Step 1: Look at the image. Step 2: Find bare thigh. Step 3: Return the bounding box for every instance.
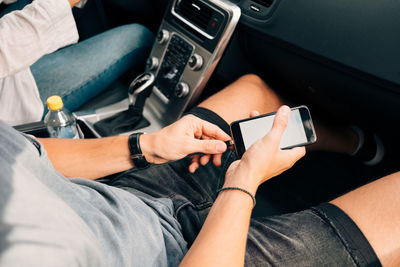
[331,171,400,266]
[198,74,284,124]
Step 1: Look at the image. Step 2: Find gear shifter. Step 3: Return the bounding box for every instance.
[128,72,155,111]
[93,73,155,136]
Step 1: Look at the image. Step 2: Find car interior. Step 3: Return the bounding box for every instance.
[13,0,400,217]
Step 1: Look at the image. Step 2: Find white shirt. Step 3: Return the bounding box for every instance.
[0,0,79,126]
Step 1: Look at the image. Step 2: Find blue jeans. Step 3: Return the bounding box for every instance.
[1,0,154,114]
[31,24,154,113]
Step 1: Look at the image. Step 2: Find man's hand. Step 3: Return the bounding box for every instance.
[68,0,81,7]
[224,105,306,195]
[140,115,231,169]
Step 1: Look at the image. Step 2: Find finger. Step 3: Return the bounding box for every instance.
[191,154,201,165]
[189,161,200,173]
[291,146,306,159]
[198,135,212,165]
[249,110,260,118]
[266,105,291,142]
[185,139,227,155]
[200,154,211,165]
[212,153,223,166]
[282,146,306,164]
[200,119,231,141]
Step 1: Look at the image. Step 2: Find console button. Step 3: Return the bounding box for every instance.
[146,57,159,71]
[188,54,204,71]
[157,29,170,44]
[175,82,190,98]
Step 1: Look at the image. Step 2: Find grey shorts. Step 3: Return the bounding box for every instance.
[109,107,381,266]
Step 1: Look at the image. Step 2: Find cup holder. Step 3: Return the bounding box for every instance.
[14,119,98,139]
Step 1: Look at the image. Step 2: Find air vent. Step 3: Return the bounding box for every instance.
[252,0,274,8]
[175,0,213,30]
[173,0,225,38]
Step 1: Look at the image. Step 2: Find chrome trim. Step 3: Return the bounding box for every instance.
[171,0,225,40]
[153,86,170,104]
[192,3,200,10]
[77,118,102,138]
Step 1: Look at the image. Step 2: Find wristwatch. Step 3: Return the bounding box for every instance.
[128,132,150,169]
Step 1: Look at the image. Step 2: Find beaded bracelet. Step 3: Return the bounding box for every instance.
[217,187,256,208]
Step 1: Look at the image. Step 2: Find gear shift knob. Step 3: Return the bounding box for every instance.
[93,73,155,136]
[128,72,155,107]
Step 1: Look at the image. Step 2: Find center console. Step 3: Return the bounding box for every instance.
[75,0,240,137]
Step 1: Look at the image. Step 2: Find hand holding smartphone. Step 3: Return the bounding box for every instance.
[230,106,317,158]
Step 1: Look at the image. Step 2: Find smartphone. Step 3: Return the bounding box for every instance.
[230,105,317,158]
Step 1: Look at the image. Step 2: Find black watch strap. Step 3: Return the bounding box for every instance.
[128,132,150,169]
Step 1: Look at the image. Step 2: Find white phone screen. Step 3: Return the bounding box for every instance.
[239,109,307,150]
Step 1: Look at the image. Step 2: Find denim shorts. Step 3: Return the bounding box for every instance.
[109,107,381,266]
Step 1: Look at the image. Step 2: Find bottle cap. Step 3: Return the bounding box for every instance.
[46,96,63,111]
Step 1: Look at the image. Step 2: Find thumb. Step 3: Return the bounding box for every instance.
[186,139,227,155]
[268,105,291,141]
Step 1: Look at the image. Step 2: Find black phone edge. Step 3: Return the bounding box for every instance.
[298,105,317,145]
[229,121,246,158]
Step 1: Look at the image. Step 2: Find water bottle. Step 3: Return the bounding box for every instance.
[44,96,80,139]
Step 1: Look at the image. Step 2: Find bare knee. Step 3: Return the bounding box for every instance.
[236,74,266,89]
[198,73,283,124]
[234,74,282,106]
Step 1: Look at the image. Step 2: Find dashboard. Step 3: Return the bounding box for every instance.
[109,0,400,132]
[215,0,400,130]
[238,0,399,84]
